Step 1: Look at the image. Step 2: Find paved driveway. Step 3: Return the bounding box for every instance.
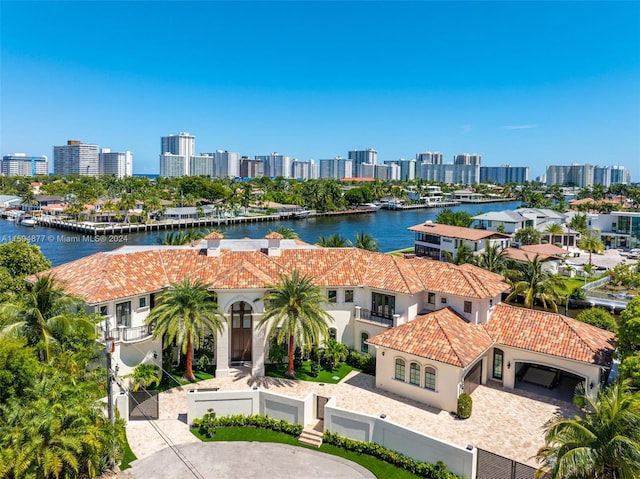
[125,370,577,471]
[121,442,375,479]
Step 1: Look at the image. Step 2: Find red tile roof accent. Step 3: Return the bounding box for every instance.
[367,308,493,367]
[503,248,556,262]
[264,232,284,239]
[408,222,512,241]
[204,232,224,240]
[484,303,615,366]
[520,244,568,256]
[34,243,509,304]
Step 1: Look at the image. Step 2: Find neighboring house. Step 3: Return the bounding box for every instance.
[33,233,615,412]
[159,205,218,220]
[583,211,640,250]
[503,243,570,274]
[473,208,578,248]
[368,303,615,412]
[0,195,22,209]
[409,221,512,260]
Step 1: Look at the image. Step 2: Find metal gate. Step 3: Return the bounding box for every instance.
[476,448,537,479]
[316,395,329,420]
[129,390,159,420]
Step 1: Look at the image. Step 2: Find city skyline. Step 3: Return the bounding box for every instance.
[1,1,639,180]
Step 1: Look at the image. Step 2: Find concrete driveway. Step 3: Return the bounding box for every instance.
[121,442,375,479]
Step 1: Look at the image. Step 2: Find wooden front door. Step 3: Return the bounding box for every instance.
[231,301,253,362]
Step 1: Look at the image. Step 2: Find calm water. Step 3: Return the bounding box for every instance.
[0,201,521,266]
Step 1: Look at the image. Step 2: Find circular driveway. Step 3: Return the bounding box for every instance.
[122,441,376,479]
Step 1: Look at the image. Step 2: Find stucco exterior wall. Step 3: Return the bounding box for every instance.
[373,348,462,413]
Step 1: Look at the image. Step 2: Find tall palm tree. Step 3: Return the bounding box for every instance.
[316,233,352,248]
[257,270,333,378]
[0,274,92,362]
[474,241,507,273]
[146,278,226,382]
[536,380,640,479]
[578,230,605,266]
[354,231,379,252]
[505,255,567,312]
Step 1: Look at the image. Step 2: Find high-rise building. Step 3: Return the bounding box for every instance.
[480,165,529,184]
[454,153,481,165]
[54,140,99,176]
[254,152,291,178]
[397,159,416,181]
[419,164,480,185]
[99,149,133,178]
[189,154,216,177]
[160,132,195,177]
[291,159,318,180]
[546,164,594,187]
[1,153,48,176]
[214,150,240,178]
[319,157,353,180]
[416,152,444,164]
[239,157,264,178]
[348,148,377,177]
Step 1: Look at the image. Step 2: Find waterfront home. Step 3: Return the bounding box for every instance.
[33,234,614,412]
[502,243,570,274]
[580,211,640,250]
[409,221,512,261]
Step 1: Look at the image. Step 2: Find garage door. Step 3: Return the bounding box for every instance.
[464,361,482,394]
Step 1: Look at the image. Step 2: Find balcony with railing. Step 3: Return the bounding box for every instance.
[355,306,395,327]
[116,324,154,342]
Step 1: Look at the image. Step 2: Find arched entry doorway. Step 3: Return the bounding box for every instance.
[231,301,253,362]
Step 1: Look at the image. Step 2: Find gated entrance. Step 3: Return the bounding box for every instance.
[476,448,537,479]
[129,390,159,420]
[464,361,482,394]
[316,395,329,420]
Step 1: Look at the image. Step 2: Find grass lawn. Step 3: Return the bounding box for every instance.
[265,361,357,383]
[192,427,422,479]
[157,368,215,392]
[119,434,137,470]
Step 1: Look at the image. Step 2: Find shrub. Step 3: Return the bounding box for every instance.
[346,350,376,375]
[456,393,472,419]
[323,431,460,479]
[268,339,286,365]
[192,412,303,438]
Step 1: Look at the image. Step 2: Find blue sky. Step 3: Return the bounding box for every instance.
[2,1,639,180]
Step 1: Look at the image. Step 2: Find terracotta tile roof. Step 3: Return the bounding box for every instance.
[503,248,556,262]
[264,232,283,239]
[520,244,568,256]
[367,308,493,367]
[34,242,509,304]
[204,231,224,240]
[408,222,511,241]
[484,303,615,366]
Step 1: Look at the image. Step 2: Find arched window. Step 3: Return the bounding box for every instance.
[360,332,369,354]
[395,358,405,381]
[409,362,420,386]
[329,328,337,340]
[424,366,436,391]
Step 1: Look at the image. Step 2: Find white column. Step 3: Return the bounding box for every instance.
[215,321,231,378]
[252,313,265,376]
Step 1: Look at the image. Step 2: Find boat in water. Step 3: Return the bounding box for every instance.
[358,203,382,211]
[20,216,37,227]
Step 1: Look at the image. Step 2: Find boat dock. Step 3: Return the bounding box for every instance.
[381,201,461,210]
[31,208,377,235]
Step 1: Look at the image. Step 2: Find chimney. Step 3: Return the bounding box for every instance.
[265,232,283,256]
[205,231,223,257]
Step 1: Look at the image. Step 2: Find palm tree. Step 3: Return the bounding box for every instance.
[322,337,348,371]
[146,278,226,382]
[354,231,379,252]
[0,274,92,362]
[505,255,568,312]
[545,223,565,247]
[257,270,333,378]
[474,241,507,273]
[268,226,298,239]
[578,230,605,266]
[443,243,474,265]
[316,233,352,248]
[126,363,162,391]
[536,380,640,479]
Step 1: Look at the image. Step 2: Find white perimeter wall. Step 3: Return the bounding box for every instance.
[324,397,476,479]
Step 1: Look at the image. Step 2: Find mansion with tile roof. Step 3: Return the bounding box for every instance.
[39,234,616,412]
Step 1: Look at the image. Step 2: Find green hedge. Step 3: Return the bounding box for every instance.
[346,349,376,375]
[192,412,303,438]
[456,393,472,419]
[323,431,461,479]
